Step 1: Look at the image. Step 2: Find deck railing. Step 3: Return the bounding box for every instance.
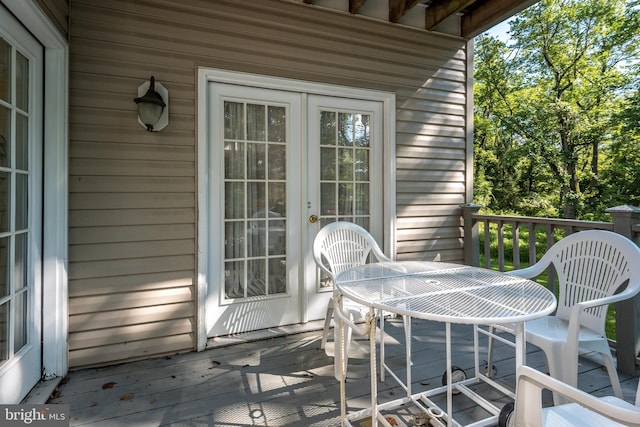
[460,204,640,377]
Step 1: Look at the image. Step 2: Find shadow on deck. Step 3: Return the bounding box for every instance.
[48,318,638,426]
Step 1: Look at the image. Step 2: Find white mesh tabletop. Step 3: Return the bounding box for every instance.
[336,261,557,324]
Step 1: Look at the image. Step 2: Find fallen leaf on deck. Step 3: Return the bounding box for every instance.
[49,388,62,399]
[101,382,116,390]
[386,416,399,426]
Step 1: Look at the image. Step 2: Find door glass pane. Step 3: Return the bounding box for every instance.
[247,259,266,297]
[0,237,7,298]
[224,260,244,298]
[320,183,335,216]
[355,114,370,147]
[248,182,265,217]
[268,144,285,180]
[268,106,285,142]
[0,172,8,232]
[248,219,265,257]
[320,111,336,145]
[224,102,244,139]
[269,259,286,293]
[338,148,353,181]
[225,182,244,219]
[16,113,28,170]
[16,173,27,230]
[0,105,10,167]
[224,100,287,300]
[14,291,26,352]
[15,233,27,291]
[0,40,9,103]
[355,183,370,216]
[268,182,286,217]
[268,220,286,256]
[0,302,7,362]
[15,52,28,112]
[247,104,265,141]
[321,148,335,181]
[225,222,244,259]
[355,149,369,181]
[338,183,353,215]
[338,113,353,146]
[247,143,265,180]
[268,182,286,256]
[224,142,244,180]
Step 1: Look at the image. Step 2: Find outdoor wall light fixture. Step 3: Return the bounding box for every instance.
[134,76,168,132]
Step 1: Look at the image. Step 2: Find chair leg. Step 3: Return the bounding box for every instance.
[334,310,354,381]
[321,299,334,351]
[379,310,386,381]
[543,343,574,405]
[404,314,412,367]
[602,351,623,398]
[486,325,496,378]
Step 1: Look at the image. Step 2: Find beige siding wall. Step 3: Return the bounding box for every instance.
[37,0,68,40]
[69,0,469,368]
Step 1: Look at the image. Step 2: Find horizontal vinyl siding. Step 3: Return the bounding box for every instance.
[69,0,469,367]
[395,84,468,262]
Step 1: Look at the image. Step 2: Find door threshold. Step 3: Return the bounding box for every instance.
[21,376,63,404]
[205,319,325,350]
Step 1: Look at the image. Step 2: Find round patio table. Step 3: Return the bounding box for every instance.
[334,261,557,427]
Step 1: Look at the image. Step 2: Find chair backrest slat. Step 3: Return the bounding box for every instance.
[313,221,390,283]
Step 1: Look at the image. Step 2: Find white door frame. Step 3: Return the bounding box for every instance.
[2,0,69,380]
[196,68,395,350]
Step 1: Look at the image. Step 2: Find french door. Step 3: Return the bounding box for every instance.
[205,84,302,337]
[305,95,384,321]
[204,79,385,337]
[0,6,44,403]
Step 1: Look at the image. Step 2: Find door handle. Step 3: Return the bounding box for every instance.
[309,215,318,223]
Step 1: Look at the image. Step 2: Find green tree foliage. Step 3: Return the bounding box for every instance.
[474,0,640,219]
[602,86,640,209]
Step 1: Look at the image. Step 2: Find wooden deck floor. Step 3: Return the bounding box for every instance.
[48,318,638,426]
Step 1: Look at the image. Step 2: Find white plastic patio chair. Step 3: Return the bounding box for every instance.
[486,230,640,401]
[498,365,640,426]
[312,221,393,380]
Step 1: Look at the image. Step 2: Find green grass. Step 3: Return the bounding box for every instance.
[478,223,617,340]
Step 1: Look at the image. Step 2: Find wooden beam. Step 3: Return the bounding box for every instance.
[424,0,476,30]
[461,0,538,39]
[389,0,421,23]
[350,0,368,14]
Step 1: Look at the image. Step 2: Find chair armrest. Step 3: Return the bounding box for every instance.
[514,366,640,427]
[566,288,640,343]
[333,297,373,337]
[506,261,550,280]
[312,253,335,280]
[576,282,640,311]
